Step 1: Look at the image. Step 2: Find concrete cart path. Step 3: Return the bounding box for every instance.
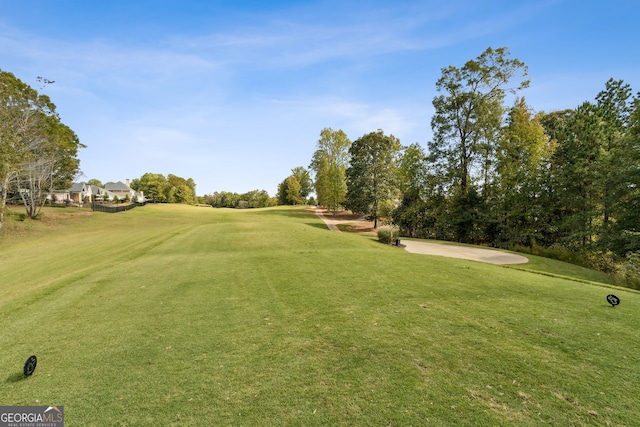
[401,240,529,265]
[314,208,528,265]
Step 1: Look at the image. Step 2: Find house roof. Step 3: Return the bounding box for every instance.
[104,181,131,191]
[68,182,87,192]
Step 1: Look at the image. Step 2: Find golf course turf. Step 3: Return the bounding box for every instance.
[1,204,638,425]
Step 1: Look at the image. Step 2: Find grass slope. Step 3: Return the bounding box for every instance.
[1,205,639,426]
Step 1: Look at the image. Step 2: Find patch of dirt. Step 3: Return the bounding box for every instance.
[43,211,94,219]
[315,208,362,221]
[311,207,376,234]
[337,222,377,234]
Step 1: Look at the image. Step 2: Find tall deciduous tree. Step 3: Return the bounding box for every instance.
[16,116,83,218]
[130,173,168,203]
[493,97,551,246]
[290,166,312,201]
[166,174,197,205]
[310,128,351,215]
[1,71,49,227]
[277,175,302,205]
[1,71,82,224]
[345,129,401,228]
[428,46,529,242]
[429,47,529,195]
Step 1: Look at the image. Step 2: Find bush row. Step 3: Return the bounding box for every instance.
[510,242,640,290]
[377,225,399,245]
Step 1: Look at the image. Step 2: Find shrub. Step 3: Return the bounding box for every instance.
[378,200,396,226]
[378,225,399,245]
[582,250,619,274]
[511,242,592,268]
[616,251,640,290]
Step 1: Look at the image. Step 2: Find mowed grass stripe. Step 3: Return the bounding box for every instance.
[1,205,639,425]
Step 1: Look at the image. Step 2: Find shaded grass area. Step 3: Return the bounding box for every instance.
[1,205,639,425]
[506,253,623,289]
[401,237,619,288]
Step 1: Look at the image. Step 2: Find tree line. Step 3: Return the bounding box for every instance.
[304,47,640,285]
[202,189,275,208]
[129,173,197,205]
[204,167,314,209]
[0,70,83,228]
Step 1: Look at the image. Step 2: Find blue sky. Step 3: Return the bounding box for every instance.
[1,0,638,196]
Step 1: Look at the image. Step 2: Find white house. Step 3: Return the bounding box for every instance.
[104,180,144,202]
[52,180,144,205]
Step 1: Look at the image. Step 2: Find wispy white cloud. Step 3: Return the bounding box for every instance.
[162,0,545,74]
[2,0,638,195]
[0,24,219,87]
[166,3,460,69]
[261,95,431,147]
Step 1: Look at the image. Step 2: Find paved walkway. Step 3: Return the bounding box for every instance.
[313,208,528,265]
[313,210,341,232]
[401,239,528,265]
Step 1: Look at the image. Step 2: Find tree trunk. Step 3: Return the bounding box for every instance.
[0,173,11,231]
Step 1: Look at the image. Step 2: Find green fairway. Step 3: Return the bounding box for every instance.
[1,205,639,426]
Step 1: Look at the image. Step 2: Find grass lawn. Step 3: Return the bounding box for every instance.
[1,204,639,426]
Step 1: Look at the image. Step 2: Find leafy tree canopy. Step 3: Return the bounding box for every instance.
[345,129,401,228]
[130,173,197,205]
[0,70,83,222]
[309,128,351,215]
